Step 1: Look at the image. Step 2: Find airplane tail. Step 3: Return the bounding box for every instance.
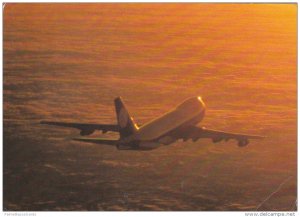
[114,97,138,138]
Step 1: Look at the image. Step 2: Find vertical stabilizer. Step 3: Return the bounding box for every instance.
[114,97,138,138]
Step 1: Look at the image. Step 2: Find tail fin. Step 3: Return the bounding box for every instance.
[114,97,138,138]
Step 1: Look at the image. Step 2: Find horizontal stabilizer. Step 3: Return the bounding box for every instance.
[73,137,118,146]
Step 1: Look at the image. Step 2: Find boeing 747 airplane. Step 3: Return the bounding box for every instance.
[41,96,264,150]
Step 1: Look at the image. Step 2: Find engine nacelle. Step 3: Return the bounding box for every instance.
[238,139,249,147]
[80,129,95,136]
[182,137,188,142]
[192,137,200,142]
[212,137,223,143]
[158,136,175,145]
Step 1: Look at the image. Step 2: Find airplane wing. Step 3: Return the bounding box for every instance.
[172,126,264,147]
[40,121,119,135]
[73,137,118,146]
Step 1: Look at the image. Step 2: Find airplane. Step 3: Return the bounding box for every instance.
[40,96,264,151]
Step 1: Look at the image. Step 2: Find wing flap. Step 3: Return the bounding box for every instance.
[73,137,118,146]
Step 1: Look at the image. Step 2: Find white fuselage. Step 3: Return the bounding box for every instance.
[118,96,206,150]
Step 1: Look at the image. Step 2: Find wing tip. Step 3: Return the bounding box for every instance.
[253,135,266,139]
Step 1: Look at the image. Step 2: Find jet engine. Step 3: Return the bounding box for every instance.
[238,139,249,147]
[192,137,199,142]
[80,129,95,136]
[158,136,175,145]
[212,137,223,143]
